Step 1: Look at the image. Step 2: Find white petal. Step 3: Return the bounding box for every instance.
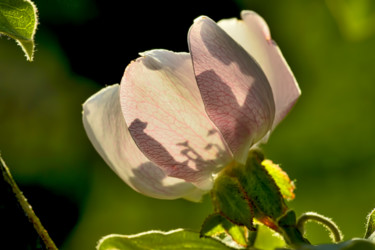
[120,50,232,190]
[82,84,205,200]
[218,10,301,129]
[188,16,275,163]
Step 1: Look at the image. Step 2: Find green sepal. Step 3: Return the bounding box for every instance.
[211,150,288,232]
[211,174,254,230]
[262,159,295,201]
[200,213,253,248]
[365,208,375,239]
[236,150,287,222]
[0,0,38,61]
[97,229,232,250]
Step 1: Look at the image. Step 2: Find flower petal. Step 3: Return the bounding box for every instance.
[217,10,301,129]
[188,16,275,163]
[82,84,205,200]
[120,50,232,190]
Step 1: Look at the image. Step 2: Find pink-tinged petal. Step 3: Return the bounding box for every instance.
[120,50,232,190]
[188,16,275,163]
[218,11,301,129]
[83,84,205,201]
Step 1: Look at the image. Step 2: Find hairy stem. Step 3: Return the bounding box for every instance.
[297,212,343,243]
[278,210,310,247]
[0,156,58,250]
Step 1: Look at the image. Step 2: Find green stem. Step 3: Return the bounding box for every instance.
[297,212,343,243]
[0,156,58,250]
[278,210,310,248]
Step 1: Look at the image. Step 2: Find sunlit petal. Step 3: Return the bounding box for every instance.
[83,84,205,200]
[218,10,301,129]
[120,50,232,190]
[188,16,275,163]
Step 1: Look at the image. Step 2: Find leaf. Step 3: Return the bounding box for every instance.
[294,238,375,250]
[262,159,295,201]
[0,0,38,61]
[211,174,254,230]
[253,222,286,250]
[200,213,251,248]
[369,232,375,243]
[365,208,375,239]
[97,229,232,250]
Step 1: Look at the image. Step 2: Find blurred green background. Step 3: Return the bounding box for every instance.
[1,0,375,249]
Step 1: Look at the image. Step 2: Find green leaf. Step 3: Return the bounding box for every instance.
[97,229,232,250]
[369,232,375,243]
[253,223,286,250]
[0,0,38,61]
[262,159,295,201]
[211,174,254,230]
[294,238,375,250]
[200,213,251,248]
[365,208,375,239]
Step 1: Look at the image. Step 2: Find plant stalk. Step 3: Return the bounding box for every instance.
[0,156,58,250]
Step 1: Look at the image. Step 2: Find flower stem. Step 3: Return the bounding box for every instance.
[278,210,310,247]
[0,155,58,250]
[297,212,343,243]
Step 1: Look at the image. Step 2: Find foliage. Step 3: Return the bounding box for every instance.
[0,0,38,60]
[97,229,232,250]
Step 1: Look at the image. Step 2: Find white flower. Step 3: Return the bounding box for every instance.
[82,11,300,201]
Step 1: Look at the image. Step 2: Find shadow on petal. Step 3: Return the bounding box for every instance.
[129,162,197,198]
[188,16,276,162]
[128,118,227,189]
[196,69,272,162]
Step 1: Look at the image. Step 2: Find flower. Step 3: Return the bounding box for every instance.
[82,10,300,201]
